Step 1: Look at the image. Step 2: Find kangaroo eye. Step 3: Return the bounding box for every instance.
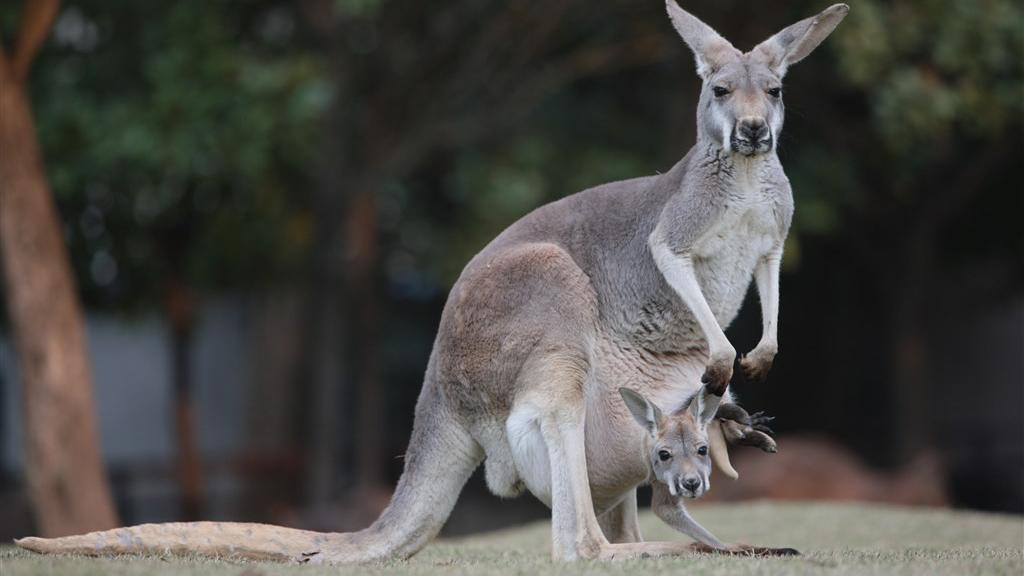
[712,86,731,98]
[658,450,672,461]
[697,446,708,456]
[767,87,782,98]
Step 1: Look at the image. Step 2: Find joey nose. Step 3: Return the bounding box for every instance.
[682,477,701,492]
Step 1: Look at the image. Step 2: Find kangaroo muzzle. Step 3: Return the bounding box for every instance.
[731,117,772,156]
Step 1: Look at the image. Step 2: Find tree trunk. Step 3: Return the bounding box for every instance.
[349,188,384,492]
[165,279,204,521]
[301,47,351,509]
[890,231,931,463]
[887,142,1008,464]
[0,47,119,536]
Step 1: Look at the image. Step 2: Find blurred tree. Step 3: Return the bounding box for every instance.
[23,0,327,519]
[814,0,1023,460]
[0,0,118,536]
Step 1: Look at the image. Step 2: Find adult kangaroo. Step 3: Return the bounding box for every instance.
[17,1,849,564]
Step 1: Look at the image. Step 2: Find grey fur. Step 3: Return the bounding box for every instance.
[303,1,849,564]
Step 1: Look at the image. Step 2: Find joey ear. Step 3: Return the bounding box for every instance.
[619,388,663,435]
[686,385,722,426]
[685,389,703,420]
[665,0,740,79]
[749,3,849,77]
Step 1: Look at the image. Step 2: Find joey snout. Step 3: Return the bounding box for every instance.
[678,475,706,499]
[665,471,708,499]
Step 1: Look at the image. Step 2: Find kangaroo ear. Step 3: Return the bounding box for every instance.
[685,389,703,419]
[685,385,722,426]
[665,1,740,79]
[619,388,664,436]
[749,3,849,77]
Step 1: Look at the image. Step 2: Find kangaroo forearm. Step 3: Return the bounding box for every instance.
[740,249,781,381]
[651,484,727,549]
[649,240,733,356]
[754,249,782,346]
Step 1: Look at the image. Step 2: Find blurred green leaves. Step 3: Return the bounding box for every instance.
[835,0,1023,155]
[424,128,653,284]
[28,1,327,309]
[334,0,383,19]
[13,0,1021,308]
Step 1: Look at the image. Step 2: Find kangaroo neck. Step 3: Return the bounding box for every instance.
[682,139,779,199]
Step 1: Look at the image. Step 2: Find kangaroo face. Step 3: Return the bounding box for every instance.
[698,58,784,157]
[650,410,712,498]
[666,1,849,157]
[619,387,717,499]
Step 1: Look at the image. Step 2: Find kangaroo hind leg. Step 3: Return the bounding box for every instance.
[598,488,643,544]
[524,355,608,561]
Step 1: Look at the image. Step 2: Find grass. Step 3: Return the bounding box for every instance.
[2,502,1022,575]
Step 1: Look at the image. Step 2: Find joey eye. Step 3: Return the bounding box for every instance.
[658,450,672,462]
[712,86,731,98]
[697,446,708,456]
[767,87,782,98]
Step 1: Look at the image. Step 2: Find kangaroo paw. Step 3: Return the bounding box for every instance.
[748,411,776,435]
[700,360,733,397]
[739,343,777,383]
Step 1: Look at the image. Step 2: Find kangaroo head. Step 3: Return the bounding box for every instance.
[666,1,849,157]
[620,386,721,498]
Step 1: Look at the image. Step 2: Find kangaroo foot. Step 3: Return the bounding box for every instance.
[721,419,777,453]
[715,404,777,453]
[598,541,799,560]
[689,542,800,556]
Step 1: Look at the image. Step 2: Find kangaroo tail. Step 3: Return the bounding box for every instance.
[15,522,326,561]
[16,380,483,565]
[304,388,483,564]
[709,419,739,480]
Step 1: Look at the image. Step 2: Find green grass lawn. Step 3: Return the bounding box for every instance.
[2,502,1022,575]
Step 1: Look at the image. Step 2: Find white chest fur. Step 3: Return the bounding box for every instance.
[692,177,780,260]
[689,173,782,325]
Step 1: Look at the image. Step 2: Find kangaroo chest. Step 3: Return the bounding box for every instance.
[689,186,781,324]
[692,198,778,259]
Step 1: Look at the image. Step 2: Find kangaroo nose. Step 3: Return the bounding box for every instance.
[739,118,769,142]
[682,477,701,492]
